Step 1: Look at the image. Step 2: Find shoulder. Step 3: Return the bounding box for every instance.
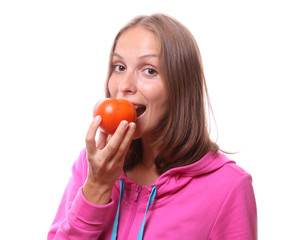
[221,161,252,180]
[196,154,254,198]
[209,160,255,208]
[210,152,253,184]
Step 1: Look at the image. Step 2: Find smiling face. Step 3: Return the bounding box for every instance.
[108,26,168,141]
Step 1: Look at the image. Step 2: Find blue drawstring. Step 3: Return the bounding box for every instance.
[111,179,124,240]
[110,180,157,240]
[137,185,157,240]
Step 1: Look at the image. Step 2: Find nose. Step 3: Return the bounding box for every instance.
[118,71,137,95]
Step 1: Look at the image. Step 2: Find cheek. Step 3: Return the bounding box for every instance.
[156,96,169,118]
[107,78,117,97]
[153,86,169,117]
[143,85,168,114]
[139,81,165,100]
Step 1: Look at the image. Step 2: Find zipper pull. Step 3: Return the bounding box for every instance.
[134,185,142,202]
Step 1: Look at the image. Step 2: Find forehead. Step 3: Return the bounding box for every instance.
[114,26,160,55]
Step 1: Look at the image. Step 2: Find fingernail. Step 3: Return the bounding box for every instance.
[94,115,101,122]
[120,120,128,129]
[129,122,136,130]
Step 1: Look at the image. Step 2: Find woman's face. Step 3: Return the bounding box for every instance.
[108,26,168,141]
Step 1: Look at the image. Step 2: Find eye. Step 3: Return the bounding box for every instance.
[144,68,158,76]
[113,64,126,72]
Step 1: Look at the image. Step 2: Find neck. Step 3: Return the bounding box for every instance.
[126,138,160,185]
[141,139,158,167]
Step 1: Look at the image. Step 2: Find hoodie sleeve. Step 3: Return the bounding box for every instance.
[47,149,117,240]
[209,173,257,240]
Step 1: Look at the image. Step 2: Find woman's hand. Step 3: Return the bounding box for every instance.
[82,115,136,205]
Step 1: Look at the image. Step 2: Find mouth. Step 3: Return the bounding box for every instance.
[134,105,146,118]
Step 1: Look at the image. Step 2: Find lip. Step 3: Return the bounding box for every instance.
[128,101,145,108]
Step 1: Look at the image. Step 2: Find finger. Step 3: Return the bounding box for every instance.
[114,122,136,159]
[85,115,101,154]
[120,122,136,151]
[106,134,112,144]
[96,130,108,150]
[108,122,136,164]
[104,120,129,156]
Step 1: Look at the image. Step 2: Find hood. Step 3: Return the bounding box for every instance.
[120,151,235,198]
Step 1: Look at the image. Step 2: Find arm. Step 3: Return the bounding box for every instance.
[209,174,257,240]
[48,116,136,239]
[47,149,117,240]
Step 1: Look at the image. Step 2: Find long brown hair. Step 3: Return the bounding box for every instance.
[105,13,219,174]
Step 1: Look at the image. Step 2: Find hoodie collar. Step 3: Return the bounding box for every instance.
[158,151,235,179]
[120,151,235,196]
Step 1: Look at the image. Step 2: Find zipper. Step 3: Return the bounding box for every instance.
[134,185,142,201]
[122,184,142,239]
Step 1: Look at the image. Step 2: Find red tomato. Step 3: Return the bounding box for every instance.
[93,98,136,134]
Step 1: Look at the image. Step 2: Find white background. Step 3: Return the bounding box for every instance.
[0,0,295,239]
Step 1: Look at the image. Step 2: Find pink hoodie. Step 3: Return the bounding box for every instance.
[48,149,257,240]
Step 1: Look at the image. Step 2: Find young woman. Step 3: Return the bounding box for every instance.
[48,14,257,240]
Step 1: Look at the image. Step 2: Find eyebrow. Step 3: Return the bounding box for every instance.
[112,52,158,60]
